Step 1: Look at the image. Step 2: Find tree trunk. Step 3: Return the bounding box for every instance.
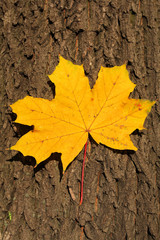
[0,0,159,239]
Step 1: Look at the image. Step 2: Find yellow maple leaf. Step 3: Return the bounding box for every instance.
[10,56,155,171]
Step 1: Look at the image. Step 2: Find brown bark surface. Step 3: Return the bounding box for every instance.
[0,0,159,239]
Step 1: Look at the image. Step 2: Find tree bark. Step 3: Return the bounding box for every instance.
[0,0,159,239]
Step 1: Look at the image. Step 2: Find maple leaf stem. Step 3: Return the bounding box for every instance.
[80,140,88,205]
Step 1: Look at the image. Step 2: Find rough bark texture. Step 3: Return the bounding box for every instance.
[0,0,159,239]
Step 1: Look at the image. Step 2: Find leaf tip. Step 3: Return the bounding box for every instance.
[9,104,13,110]
[151,100,156,106]
[34,163,37,168]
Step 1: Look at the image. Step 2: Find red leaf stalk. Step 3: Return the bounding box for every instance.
[80,140,88,205]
